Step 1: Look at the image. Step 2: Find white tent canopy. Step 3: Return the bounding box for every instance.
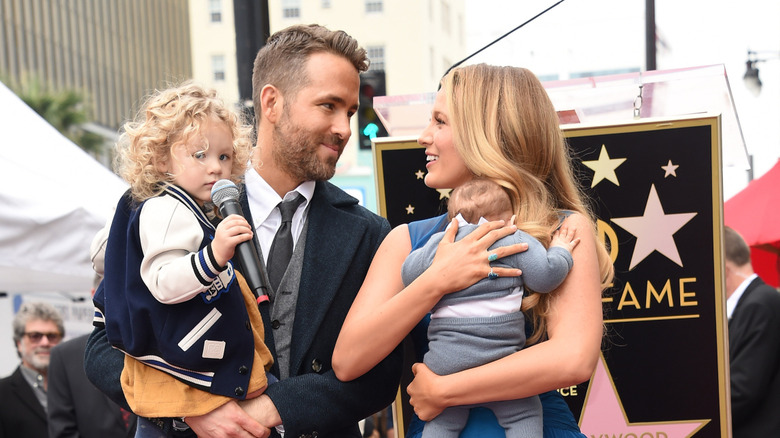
[0,81,127,294]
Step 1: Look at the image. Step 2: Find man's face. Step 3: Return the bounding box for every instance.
[17,319,62,373]
[272,52,360,182]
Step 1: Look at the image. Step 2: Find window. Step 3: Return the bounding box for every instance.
[282,0,301,18]
[209,0,222,23]
[212,55,226,81]
[441,1,450,34]
[430,46,435,79]
[367,46,385,72]
[365,0,383,13]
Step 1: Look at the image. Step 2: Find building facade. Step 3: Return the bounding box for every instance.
[0,0,192,133]
[1,0,464,211]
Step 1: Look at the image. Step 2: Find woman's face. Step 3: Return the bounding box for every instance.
[418,90,473,189]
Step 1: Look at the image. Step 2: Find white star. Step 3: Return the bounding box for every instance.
[582,145,626,188]
[611,185,697,270]
[661,160,679,178]
[415,169,425,179]
[405,204,415,215]
[436,188,451,200]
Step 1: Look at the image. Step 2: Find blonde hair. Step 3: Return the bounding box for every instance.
[447,178,513,224]
[116,81,253,202]
[440,64,614,343]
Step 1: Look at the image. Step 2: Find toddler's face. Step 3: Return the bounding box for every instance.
[165,118,234,205]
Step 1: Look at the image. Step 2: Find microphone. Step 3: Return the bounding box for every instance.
[211,179,270,304]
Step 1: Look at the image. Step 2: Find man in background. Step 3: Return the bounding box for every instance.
[0,301,64,436]
[725,226,780,436]
[48,332,137,437]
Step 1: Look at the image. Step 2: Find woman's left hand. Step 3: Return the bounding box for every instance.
[408,362,447,421]
[425,218,526,298]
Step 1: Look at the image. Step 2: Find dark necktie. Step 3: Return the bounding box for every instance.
[267,193,305,291]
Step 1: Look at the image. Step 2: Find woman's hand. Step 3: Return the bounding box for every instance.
[408,362,447,421]
[424,218,526,296]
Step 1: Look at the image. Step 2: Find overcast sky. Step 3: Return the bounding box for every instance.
[464,0,780,199]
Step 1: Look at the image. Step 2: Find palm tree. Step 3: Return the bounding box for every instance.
[5,75,105,155]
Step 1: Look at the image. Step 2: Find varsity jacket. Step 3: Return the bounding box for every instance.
[94,185,257,399]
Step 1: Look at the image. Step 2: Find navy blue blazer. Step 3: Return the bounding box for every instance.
[0,366,48,438]
[86,180,402,438]
[728,276,780,437]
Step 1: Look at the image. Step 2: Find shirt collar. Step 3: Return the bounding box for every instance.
[447,213,488,230]
[245,168,314,229]
[727,273,758,319]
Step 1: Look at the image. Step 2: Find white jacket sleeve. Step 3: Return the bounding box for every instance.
[138,196,220,304]
[90,213,113,276]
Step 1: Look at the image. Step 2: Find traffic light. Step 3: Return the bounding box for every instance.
[357,70,388,150]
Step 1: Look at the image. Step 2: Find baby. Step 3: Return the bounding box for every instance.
[401,178,578,437]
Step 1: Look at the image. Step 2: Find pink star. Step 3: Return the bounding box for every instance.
[580,356,708,437]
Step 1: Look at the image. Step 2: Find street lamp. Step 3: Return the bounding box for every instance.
[743,50,780,97]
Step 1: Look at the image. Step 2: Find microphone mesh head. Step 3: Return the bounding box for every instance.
[211,179,240,207]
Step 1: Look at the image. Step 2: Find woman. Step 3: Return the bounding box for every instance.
[333,64,613,437]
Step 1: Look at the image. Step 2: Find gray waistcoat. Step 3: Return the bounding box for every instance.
[270,218,308,380]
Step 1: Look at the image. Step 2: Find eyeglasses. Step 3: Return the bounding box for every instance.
[23,332,62,343]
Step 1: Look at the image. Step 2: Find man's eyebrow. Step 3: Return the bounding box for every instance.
[321,93,359,110]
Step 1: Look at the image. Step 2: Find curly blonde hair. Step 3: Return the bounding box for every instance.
[115,81,253,202]
[440,64,614,344]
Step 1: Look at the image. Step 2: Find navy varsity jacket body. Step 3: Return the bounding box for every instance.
[93,185,256,398]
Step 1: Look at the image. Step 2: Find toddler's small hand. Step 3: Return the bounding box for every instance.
[213,214,254,267]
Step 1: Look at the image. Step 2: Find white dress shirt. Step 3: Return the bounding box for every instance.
[244,168,314,262]
[727,273,758,319]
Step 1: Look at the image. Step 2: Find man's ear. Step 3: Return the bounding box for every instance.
[261,84,282,124]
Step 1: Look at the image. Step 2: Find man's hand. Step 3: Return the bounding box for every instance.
[185,400,270,438]
[239,395,282,428]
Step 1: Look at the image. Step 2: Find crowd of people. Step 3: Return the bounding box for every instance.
[1,21,777,438]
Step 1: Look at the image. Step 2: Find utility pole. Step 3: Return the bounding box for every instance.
[234,0,270,110]
[645,0,656,71]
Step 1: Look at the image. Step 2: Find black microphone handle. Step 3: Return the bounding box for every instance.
[217,198,270,301]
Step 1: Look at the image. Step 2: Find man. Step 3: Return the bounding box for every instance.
[0,301,64,437]
[724,226,780,437]
[85,24,402,438]
[48,333,136,438]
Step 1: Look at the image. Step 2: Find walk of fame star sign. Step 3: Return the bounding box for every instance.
[372,114,730,437]
[564,114,729,437]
